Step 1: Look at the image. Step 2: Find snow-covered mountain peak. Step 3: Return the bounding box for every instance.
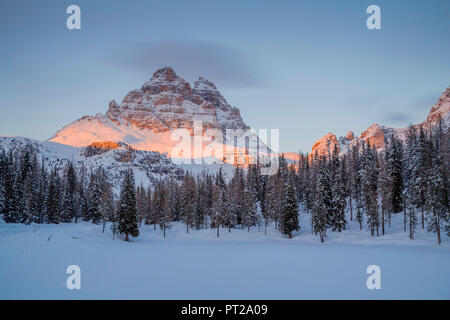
[150,66,178,81]
[426,86,450,125]
[49,67,258,165]
[309,86,450,157]
[140,66,193,97]
[194,77,217,91]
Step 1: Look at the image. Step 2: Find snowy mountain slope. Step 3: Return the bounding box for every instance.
[49,67,267,165]
[310,86,450,156]
[0,136,184,195]
[0,136,236,193]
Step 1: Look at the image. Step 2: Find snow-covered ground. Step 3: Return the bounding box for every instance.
[0,212,449,299]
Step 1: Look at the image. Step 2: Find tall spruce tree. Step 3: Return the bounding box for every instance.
[282,175,299,238]
[425,140,447,244]
[61,162,78,223]
[118,169,139,241]
[361,143,379,236]
[87,169,103,224]
[313,159,331,242]
[46,167,61,224]
[386,136,404,213]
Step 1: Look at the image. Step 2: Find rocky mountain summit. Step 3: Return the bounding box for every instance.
[49,67,252,160]
[310,87,450,157]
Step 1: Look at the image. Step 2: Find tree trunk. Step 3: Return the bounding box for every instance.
[217,225,219,238]
[381,207,385,235]
[421,205,424,229]
[403,198,407,232]
[388,212,391,228]
[349,194,353,221]
[125,233,129,242]
[409,216,413,240]
[436,210,441,245]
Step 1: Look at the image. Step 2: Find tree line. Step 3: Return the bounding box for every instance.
[0,122,448,243]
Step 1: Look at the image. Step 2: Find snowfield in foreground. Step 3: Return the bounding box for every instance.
[0,213,449,299]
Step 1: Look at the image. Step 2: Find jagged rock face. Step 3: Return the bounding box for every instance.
[311,132,340,157]
[49,67,252,160]
[360,124,385,149]
[104,67,248,134]
[426,86,450,126]
[346,131,354,140]
[309,86,450,156]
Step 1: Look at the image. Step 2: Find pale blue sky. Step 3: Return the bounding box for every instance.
[0,0,449,152]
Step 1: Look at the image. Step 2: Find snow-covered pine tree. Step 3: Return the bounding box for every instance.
[258,172,269,235]
[386,135,404,213]
[194,176,206,230]
[98,167,114,233]
[330,157,347,232]
[136,184,147,227]
[415,127,430,229]
[35,159,48,224]
[19,147,36,224]
[282,174,299,238]
[242,184,257,232]
[144,186,153,226]
[180,172,196,233]
[211,170,229,233]
[167,178,180,223]
[0,151,14,222]
[213,187,224,237]
[302,154,314,214]
[378,145,391,234]
[46,167,61,224]
[0,149,7,220]
[425,139,448,244]
[349,142,362,224]
[313,159,331,242]
[247,164,260,202]
[155,181,171,237]
[360,143,379,236]
[149,187,159,230]
[27,153,43,224]
[228,166,244,227]
[87,169,103,224]
[61,162,78,223]
[203,174,214,227]
[407,196,418,239]
[118,168,139,241]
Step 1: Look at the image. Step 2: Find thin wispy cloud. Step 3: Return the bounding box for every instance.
[382,112,413,124]
[110,41,261,88]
